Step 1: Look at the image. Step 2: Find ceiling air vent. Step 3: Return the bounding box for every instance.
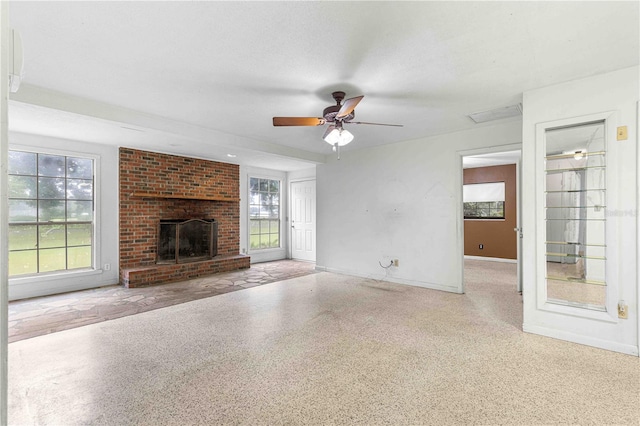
[468,103,522,124]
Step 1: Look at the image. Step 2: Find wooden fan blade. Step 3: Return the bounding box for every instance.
[336,95,364,119]
[348,121,403,127]
[273,117,325,126]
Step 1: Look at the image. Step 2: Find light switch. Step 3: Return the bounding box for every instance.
[617,126,628,140]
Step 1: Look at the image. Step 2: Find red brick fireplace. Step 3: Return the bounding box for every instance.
[119,148,250,287]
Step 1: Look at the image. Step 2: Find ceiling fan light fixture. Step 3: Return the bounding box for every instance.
[323,126,354,146]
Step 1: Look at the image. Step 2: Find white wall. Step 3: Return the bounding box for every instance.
[522,66,639,355]
[287,167,316,182]
[316,120,522,292]
[8,132,119,300]
[240,165,288,264]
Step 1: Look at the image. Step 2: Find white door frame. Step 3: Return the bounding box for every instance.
[457,143,523,294]
[246,171,288,264]
[1,2,10,421]
[637,101,640,358]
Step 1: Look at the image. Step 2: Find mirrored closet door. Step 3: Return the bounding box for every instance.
[544,121,606,310]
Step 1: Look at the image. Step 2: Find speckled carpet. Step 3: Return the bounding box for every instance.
[8,262,640,424]
[9,259,318,342]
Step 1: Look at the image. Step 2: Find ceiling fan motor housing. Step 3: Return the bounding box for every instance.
[323,91,354,123]
[323,105,354,123]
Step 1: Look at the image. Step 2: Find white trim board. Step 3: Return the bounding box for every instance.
[464,255,517,264]
[523,323,639,356]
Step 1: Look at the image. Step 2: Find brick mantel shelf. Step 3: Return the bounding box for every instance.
[131,192,240,202]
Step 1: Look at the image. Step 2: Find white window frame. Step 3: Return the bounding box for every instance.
[248,176,282,252]
[8,145,102,286]
[463,182,506,220]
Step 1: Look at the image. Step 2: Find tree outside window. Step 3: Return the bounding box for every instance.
[463,182,505,219]
[249,177,280,250]
[8,150,94,276]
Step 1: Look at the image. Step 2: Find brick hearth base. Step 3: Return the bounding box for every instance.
[121,254,250,288]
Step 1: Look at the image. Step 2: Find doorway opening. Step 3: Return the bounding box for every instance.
[460,147,522,298]
[460,148,522,328]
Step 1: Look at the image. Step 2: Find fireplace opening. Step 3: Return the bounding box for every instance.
[157,219,218,264]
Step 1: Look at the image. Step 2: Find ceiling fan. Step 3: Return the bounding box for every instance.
[272,91,403,153]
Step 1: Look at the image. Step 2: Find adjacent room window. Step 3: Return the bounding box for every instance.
[463,182,505,219]
[249,177,280,250]
[8,150,94,276]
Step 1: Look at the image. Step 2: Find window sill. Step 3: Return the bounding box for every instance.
[248,247,282,254]
[9,268,105,286]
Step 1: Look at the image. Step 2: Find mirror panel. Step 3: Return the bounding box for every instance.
[544,121,606,310]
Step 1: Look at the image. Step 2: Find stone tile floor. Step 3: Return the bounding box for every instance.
[9,260,317,343]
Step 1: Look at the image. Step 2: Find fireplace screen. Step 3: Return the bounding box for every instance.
[157,219,218,264]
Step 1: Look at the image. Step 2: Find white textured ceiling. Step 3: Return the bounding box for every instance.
[8,1,639,170]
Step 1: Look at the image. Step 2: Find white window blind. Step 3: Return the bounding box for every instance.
[463,182,505,202]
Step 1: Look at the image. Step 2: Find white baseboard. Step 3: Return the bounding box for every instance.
[249,249,286,264]
[314,265,463,294]
[523,323,639,356]
[464,255,517,264]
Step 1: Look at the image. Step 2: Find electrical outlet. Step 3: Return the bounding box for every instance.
[104,263,111,271]
[393,259,399,267]
[479,244,483,250]
[618,301,628,319]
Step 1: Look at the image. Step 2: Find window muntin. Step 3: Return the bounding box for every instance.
[8,151,94,276]
[249,177,280,250]
[463,182,505,219]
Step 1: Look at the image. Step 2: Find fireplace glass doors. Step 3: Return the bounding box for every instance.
[157,219,218,264]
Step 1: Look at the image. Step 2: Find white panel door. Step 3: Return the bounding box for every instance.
[290,180,316,261]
